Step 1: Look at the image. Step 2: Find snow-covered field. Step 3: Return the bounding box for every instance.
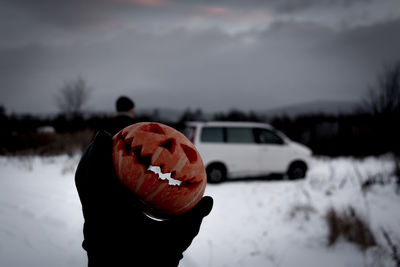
[0,155,399,267]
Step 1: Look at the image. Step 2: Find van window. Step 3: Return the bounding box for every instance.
[226,127,256,144]
[183,126,196,143]
[201,127,224,143]
[256,128,284,145]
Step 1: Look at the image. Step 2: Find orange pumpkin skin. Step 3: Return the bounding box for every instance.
[112,122,206,216]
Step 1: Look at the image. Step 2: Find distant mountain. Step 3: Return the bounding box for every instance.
[260,101,359,118]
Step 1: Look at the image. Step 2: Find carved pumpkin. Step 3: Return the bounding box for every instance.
[112,122,206,217]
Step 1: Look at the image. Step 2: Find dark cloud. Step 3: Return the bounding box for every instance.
[2,0,132,29]
[0,0,387,31]
[273,0,373,13]
[0,0,399,113]
[2,16,399,113]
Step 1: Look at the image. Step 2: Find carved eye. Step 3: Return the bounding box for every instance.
[181,144,197,164]
[159,138,176,153]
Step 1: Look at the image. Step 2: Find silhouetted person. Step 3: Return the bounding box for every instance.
[106,96,136,135]
[75,131,213,266]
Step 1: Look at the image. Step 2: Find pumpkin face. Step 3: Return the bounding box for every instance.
[112,122,206,216]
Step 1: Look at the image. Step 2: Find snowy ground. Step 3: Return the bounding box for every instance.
[0,155,399,267]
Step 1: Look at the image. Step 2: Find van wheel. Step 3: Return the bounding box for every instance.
[287,162,307,180]
[206,164,226,183]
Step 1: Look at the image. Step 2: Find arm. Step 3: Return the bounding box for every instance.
[75,131,213,267]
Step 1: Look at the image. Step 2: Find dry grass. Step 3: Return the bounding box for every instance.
[326,206,376,250]
[382,229,400,267]
[289,204,316,221]
[361,156,400,195]
[1,129,94,156]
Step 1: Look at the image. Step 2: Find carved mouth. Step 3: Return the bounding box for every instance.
[147,165,182,186]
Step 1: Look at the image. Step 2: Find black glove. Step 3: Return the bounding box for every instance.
[75,131,213,267]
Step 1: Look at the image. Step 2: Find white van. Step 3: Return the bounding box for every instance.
[183,121,312,183]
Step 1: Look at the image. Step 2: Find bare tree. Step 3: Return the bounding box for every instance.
[364,61,400,116]
[362,61,400,154]
[55,77,91,116]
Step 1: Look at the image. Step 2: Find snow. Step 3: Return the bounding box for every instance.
[0,155,399,267]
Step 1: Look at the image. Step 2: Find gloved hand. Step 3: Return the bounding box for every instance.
[75,130,213,267]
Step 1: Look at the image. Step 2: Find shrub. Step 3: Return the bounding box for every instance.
[326,206,376,250]
[1,129,94,156]
[361,156,400,194]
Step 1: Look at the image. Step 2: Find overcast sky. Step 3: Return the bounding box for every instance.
[1,0,399,114]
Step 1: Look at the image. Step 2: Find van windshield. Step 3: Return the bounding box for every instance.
[183,126,196,143]
[255,128,285,145]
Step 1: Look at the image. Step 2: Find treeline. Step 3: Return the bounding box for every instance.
[0,106,398,157]
[2,61,397,157]
[0,110,154,155]
[182,108,399,156]
[270,113,399,156]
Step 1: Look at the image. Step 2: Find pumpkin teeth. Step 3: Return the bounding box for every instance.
[121,130,134,144]
[148,165,182,186]
[118,133,131,155]
[180,144,198,164]
[139,123,166,135]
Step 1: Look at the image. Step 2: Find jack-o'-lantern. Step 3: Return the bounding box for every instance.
[112,122,206,217]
